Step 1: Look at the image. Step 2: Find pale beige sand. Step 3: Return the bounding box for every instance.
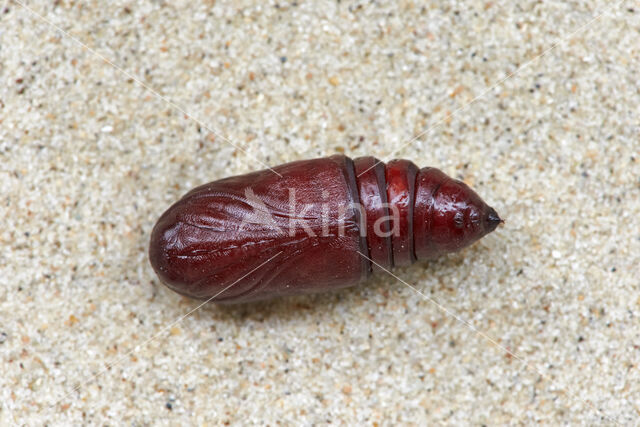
[1,0,639,424]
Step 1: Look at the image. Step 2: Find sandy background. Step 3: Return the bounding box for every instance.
[1,0,639,424]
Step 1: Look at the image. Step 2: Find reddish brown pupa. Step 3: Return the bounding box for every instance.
[149,155,501,303]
